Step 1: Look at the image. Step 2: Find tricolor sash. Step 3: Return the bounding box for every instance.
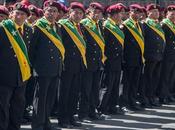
[81,17,106,63]
[35,18,65,60]
[1,19,31,82]
[124,19,145,62]
[146,18,165,42]
[59,19,87,67]
[104,18,125,47]
[162,18,175,35]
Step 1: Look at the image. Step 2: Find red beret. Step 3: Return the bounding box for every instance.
[0,5,9,16]
[146,4,160,11]
[69,2,85,12]
[43,1,62,11]
[21,0,31,7]
[115,3,127,11]
[130,4,143,13]
[28,5,39,17]
[167,5,175,12]
[89,2,104,12]
[107,5,124,14]
[13,2,30,16]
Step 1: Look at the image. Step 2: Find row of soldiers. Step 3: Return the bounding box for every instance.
[0,0,175,130]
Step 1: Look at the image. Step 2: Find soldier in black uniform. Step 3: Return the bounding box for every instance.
[98,4,125,114]
[142,4,165,107]
[0,2,32,130]
[57,2,86,128]
[159,5,175,103]
[78,2,105,120]
[121,4,144,111]
[30,1,64,130]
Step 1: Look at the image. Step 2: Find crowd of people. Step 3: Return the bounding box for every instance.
[0,0,175,130]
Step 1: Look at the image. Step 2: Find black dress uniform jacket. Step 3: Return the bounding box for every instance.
[162,23,175,61]
[103,27,123,71]
[123,23,143,67]
[142,23,165,61]
[29,24,62,77]
[80,24,103,71]
[60,25,85,73]
[0,23,32,87]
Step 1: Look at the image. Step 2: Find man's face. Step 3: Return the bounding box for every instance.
[130,10,141,21]
[89,8,103,21]
[57,10,64,20]
[118,8,126,21]
[122,11,129,20]
[69,8,84,23]
[11,10,28,25]
[167,10,175,22]
[44,6,58,23]
[140,12,147,20]
[28,12,38,23]
[112,11,124,23]
[0,14,8,22]
[147,9,160,19]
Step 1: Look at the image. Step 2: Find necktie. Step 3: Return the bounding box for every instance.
[96,22,102,35]
[18,27,23,36]
[135,22,142,35]
[51,24,57,32]
[76,24,82,36]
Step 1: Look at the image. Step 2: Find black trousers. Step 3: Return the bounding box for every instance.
[99,70,121,112]
[58,71,81,123]
[170,65,175,95]
[79,70,101,117]
[0,85,26,130]
[121,65,142,107]
[144,60,162,99]
[25,76,36,108]
[32,76,59,130]
[158,61,175,98]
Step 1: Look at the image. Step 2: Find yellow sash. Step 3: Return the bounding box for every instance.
[146,24,165,42]
[36,26,65,60]
[61,24,87,67]
[3,27,31,81]
[165,23,175,35]
[84,26,106,63]
[124,25,145,62]
[105,27,124,47]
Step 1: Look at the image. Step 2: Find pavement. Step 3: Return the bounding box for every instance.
[21,103,175,130]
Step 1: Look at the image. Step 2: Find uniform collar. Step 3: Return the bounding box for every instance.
[14,22,24,33]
